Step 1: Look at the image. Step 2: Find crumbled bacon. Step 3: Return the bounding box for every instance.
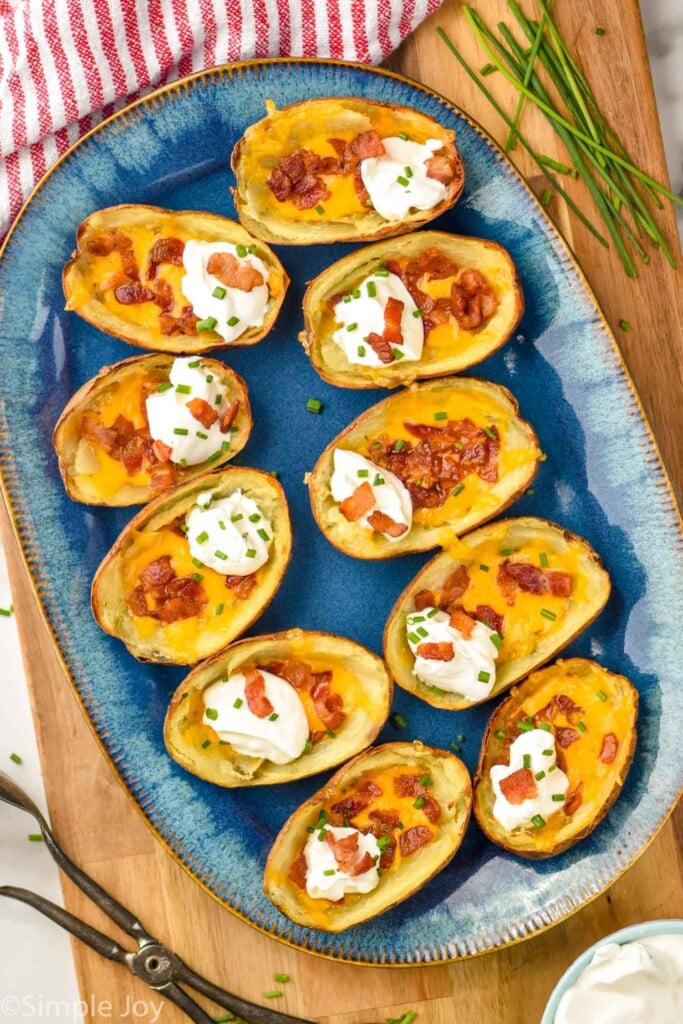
[159,305,199,337]
[425,153,457,184]
[366,332,395,364]
[262,658,313,690]
[475,605,504,635]
[383,297,404,345]
[399,825,432,857]
[439,565,470,610]
[379,837,396,870]
[207,252,264,291]
[449,606,476,639]
[339,481,375,522]
[114,282,156,304]
[87,229,131,256]
[243,667,274,718]
[330,794,373,819]
[555,727,581,748]
[149,465,177,493]
[496,563,518,607]
[534,693,585,725]
[147,237,184,279]
[324,831,375,876]
[129,556,207,622]
[80,412,169,480]
[368,808,400,833]
[499,767,537,804]
[366,510,408,538]
[220,399,240,434]
[451,269,497,331]
[224,574,257,600]
[152,439,173,464]
[148,277,174,312]
[266,132,384,209]
[288,849,308,890]
[416,641,454,661]
[413,589,436,611]
[393,774,421,798]
[501,560,573,599]
[347,130,385,161]
[186,397,219,429]
[599,732,619,764]
[564,782,583,815]
[310,675,345,731]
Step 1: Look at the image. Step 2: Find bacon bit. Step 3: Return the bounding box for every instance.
[366,332,395,364]
[98,270,131,293]
[156,578,207,623]
[330,794,373,819]
[451,269,498,330]
[547,572,573,597]
[243,668,274,718]
[383,297,404,345]
[309,730,326,745]
[310,675,345,731]
[348,130,385,161]
[414,589,436,611]
[502,561,546,595]
[186,397,219,429]
[266,166,292,202]
[325,831,364,875]
[421,796,442,825]
[358,778,383,798]
[81,413,119,454]
[564,782,583,815]
[368,808,400,832]
[425,153,456,184]
[416,641,454,661]
[149,464,177,493]
[128,587,149,617]
[379,837,396,870]
[440,564,470,609]
[555,727,581,749]
[599,733,619,764]
[413,247,459,280]
[393,774,422,798]
[535,694,585,725]
[366,510,408,538]
[152,439,173,464]
[131,558,207,622]
[149,277,175,311]
[328,137,348,160]
[496,563,518,607]
[399,825,433,857]
[224,573,257,600]
[207,252,264,291]
[475,604,504,634]
[159,305,199,337]
[147,237,184,279]
[263,658,313,690]
[449,606,476,639]
[114,281,156,304]
[288,849,308,890]
[220,399,240,434]
[499,767,537,804]
[87,230,131,256]
[81,412,170,480]
[339,481,375,522]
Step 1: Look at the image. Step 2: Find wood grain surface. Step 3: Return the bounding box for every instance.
[2,2,682,1022]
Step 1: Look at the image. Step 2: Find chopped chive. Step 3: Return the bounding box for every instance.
[214,395,222,405]
[215,603,224,616]
[377,835,391,851]
[233,698,243,708]
[206,374,214,382]
[531,814,546,829]
[434,411,448,421]
[214,550,228,560]
[366,198,374,207]
[247,244,257,254]
[499,548,513,556]
[342,293,352,303]
[480,62,496,75]
[274,974,290,984]
[539,552,549,568]
[192,557,204,568]
[192,573,203,583]
[419,775,433,787]
[541,189,552,206]
[9,753,22,764]
[535,770,546,781]
[577,720,587,733]
[517,720,534,732]
[201,740,211,749]
[413,796,426,809]
[416,626,428,638]
[221,440,230,451]
[392,348,404,360]
[478,670,491,683]
[205,708,218,721]
[540,608,557,620]
[227,315,240,327]
[263,991,283,1000]
[595,27,605,36]
[257,528,270,541]
[552,793,565,801]
[326,728,336,738]
[409,615,425,623]
[407,631,420,644]
[523,753,531,769]
[156,380,173,393]
[548,763,556,772]
[479,563,489,571]
[399,131,409,141]
[195,531,209,544]
[390,712,407,730]
[619,319,632,331]
[494,729,506,740]
[394,439,405,452]
[28,833,43,842]
[180,523,189,533]
[173,427,189,436]
[451,483,465,497]
[490,632,504,650]
[427,608,438,618]
[539,155,573,174]
[304,739,313,754]
[596,689,608,701]
[374,267,389,277]
[306,398,322,413]
[268,712,279,722]
[404,166,413,178]
[357,469,369,478]
[397,175,409,187]
[454,441,463,451]
[245,549,257,558]
[346,322,358,332]
[196,430,208,440]
[450,740,461,752]
[270,470,280,479]
[540,722,552,732]
[231,513,243,522]
[373,474,385,486]
[212,285,226,299]
[370,441,381,449]
[352,288,361,299]
[179,458,187,467]
[315,204,325,215]
[412,307,423,318]
[366,281,377,298]
[236,244,247,257]
[248,513,261,522]
[357,344,366,357]
[483,425,497,440]
[323,868,336,876]
[542,748,553,756]
[197,316,217,332]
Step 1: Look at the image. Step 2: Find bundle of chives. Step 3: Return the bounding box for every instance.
[437,1,682,277]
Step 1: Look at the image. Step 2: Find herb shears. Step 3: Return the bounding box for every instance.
[0,771,313,1024]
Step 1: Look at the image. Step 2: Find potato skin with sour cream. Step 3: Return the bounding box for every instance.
[62,204,288,353]
[164,629,393,786]
[231,98,464,244]
[263,741,471,931]
[301,231,523,388]
[384,517,611,709]
[53,354,251,506]
[91,466,291,665]
[473,658,638,857]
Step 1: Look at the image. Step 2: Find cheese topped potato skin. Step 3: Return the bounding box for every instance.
[263,741,471,932]
[231,98,464,245]
[383,517,611,709]
[164,629,393,787]
[473,658,638,857]
[63,205,288,353]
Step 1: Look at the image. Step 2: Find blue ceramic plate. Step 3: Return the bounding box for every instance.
[0,60,682,965]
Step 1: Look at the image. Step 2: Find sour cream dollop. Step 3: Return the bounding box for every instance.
[145,357,232,466]
[202,671,308,765]
[332,272,423,366]
[406,607,498,701]
[554,934,683,1024]
[330,448,412,541]
[185,489,272,575]
[304,825,381,902]
[360,137,449,221]
[181,240,270,344]
[490,728,569,831]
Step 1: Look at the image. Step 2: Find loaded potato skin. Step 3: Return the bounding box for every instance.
[473,658,638,857]
[231,98,464,244]
[263,741,471,931]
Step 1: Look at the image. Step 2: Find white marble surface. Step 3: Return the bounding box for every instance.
[0,6,681,1016]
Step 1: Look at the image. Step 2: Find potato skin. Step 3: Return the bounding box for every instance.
[164,629,393,786]
[231,98,464,245]
[384,517,611,709]
[263,741,472,931]
[52,354,252,506]
[62,204,289,353]
[308,376,541,559]
[91,466,291,665]
[473,658,638,858]
[300,231,524,389]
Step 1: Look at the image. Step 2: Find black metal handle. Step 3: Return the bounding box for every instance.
[174,959,314,1024]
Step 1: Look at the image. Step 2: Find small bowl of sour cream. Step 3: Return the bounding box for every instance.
[541,919,683,1024]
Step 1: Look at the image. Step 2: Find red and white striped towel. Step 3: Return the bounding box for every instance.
[0,0,443,239]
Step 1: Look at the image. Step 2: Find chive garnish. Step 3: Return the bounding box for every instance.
[480,62,496,75]
[315,204,324,215]
[434,411,448,421]
[346,322,358,332]
[540,608,557,620]
[523,753,531,769]
[212,286,226,299]
[397,174,409,187]
[451,483,465,497]
[373,474,385,486]
[366,281,377,298]
[248,244,257,254]
[192,573,203,583]
[490,633,504,650]
[377,835,391,851]
[173,427,189,436]
[323,869,336,876]
[195,531,209,544]
[541,189,553,206]
[479,563,489,571]
[392,348,404,360]
[245,549,257,558]
[595,27,605,35]
[304,739,313,754]
[205,708,218,721]
[236,244,247,257]
[179,458,187,467]
[413,796,426,809]
[399,131,409,141]
[478,670,491,683]
[227,315,240,327]
[366,198,374,207]
[306,398,322,413]
[221,440,230,451]
[263,991,283,1000]
[494,729,506,740]
[233,698,243,708]
[542,748,553,756]
[419,775,433,787]
[596,689,608,701]
[483,425,497,440]
[410,615,425,623]
[412,308,423,318]
[196,430,208,439]
[9,753,22,764]
[326,728,336,738]
[407,631,420,644]
[357,344,366,357]
[499,548,513,556]
[539,552,549,567]
[416,626,428,638]
[357,470,369,480]
[390,712,407,730]
[257,528,270,541]
[552,793,565,801]
[427,608,438,618]
[157,380,173,392]
[201,740,211,749]
[214,550,228,560]
[268,712,279,722]
[531,814,546,829]
[352,288,361,299]
[540,722,552,732]
[207,450,221,463]
[192,557,204,568]
[197,316,217,331]
[231,513,243,522]
[248,513,261,522]
[454,441,463,451]
[517,720,534,732]
[619,319,632,331]
[450,741,461,752]
[215,603,224,616]
[374,266,389,277]
[535,770,546,781]
[28,834,43,842]
[206,374,214,382]
[577,720,587,733]
[548,763,556,772]
[214,395,222,405]
[394,439,405,452]
[404,166,413,178]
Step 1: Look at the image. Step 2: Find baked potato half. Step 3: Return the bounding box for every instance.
[63,204,288,353]
[384,518,611,710]
[473,658,638,858]
[231,98,464,245]
[92,467,291,664]
[308,377,541,559]
[164,629,393,787]
[300,231,523,389]
[53,354,251,506]
[263,741,471,931]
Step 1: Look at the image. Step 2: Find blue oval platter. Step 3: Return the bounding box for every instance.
[0,60,682,965]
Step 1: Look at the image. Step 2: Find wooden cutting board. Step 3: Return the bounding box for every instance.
[2,2,682,1022]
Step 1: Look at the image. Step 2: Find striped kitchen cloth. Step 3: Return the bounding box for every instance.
[0,0,443,239]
